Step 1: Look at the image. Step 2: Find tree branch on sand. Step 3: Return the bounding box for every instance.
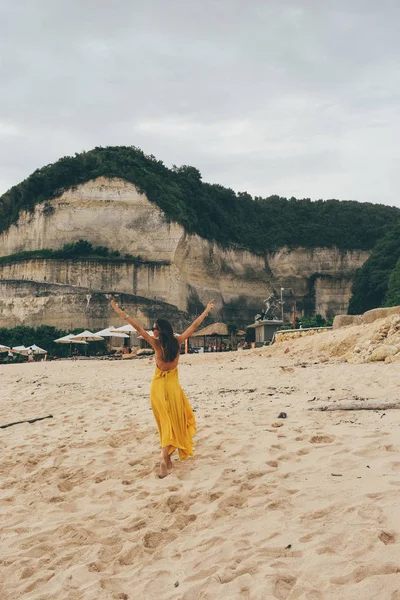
[0,415,53,429]
[309,403,400,412]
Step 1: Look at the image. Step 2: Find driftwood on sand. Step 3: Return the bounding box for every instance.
[0,415,53,429]
[310,403,400,412]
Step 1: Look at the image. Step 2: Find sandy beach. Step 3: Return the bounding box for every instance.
[1,320,400,600]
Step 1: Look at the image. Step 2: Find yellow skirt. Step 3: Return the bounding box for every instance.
[150,366,196,459]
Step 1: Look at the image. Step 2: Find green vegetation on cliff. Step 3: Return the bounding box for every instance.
[1,146,399,254]
[384,258,400,307]
[348,222,400,314]
[0,240,169,268]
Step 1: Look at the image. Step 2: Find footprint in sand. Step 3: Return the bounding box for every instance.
[143,531,163,549]
[277,453,300,463]
[117,545,142,566]
[331,563,400,585]
[357,503,383,521]
[20,567,35,580]
[208,491,223,502]
[246,470,266,480]
[165,495,188,513]
[310,435,335,444]
[173,513,197,530]
[57,481,74,492]
[301,506,335,522]
[87,562,102,572]
[297,447,311,455]
[22,574,54,595]
[122,519,148,533]
[306,591,323,600]
[214,494,247,517]
[379,531,396,545]
[274,575,297,599]
[316,546,337,555]
[299,531,325,543]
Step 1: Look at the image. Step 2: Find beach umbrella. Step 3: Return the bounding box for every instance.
[54,333,88,357]
[94,327,130,352]
[110,323,137,333]
[0,344,10,352]
[137,330,155,339]
[26,344,47,355]
[69,330,104,342]
[94,327,129,338]
[69,330,104,356]
[54,334,88,345]
[12,345,27,354]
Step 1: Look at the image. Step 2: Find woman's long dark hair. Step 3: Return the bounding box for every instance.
[156,319,180,362]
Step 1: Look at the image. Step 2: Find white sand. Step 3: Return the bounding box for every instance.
[1,330,400,600]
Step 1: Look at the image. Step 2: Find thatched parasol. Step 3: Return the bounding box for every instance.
[191,322,229,337]
[191,322,232,350]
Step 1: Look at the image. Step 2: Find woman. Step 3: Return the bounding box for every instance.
[110,298,214,478]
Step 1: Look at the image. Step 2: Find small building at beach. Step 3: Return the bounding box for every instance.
[246,319,283,345]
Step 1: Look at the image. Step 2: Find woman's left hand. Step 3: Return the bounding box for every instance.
[206,299,215,313]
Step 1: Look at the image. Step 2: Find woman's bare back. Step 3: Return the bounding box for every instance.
[154,341,180,371]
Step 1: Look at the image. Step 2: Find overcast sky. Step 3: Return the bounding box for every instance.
[1,0,400,207]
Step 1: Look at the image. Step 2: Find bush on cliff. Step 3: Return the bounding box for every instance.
[384,257,400,307]
[1,146,399,254]
[0,241,160,266]
[348,221,400,314]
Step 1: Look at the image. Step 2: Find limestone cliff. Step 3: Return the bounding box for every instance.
[0,280,192,331]
[0,177,370,328]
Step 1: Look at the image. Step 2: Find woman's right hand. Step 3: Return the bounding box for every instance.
[110,299,126,317]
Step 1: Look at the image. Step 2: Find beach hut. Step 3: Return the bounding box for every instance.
[191,322,230,351]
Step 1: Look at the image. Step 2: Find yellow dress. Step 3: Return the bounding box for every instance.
[150,366,196,459]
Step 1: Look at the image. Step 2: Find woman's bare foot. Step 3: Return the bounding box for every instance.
[159,459,168,479]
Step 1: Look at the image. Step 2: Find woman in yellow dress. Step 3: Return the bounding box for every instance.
[110,299,214,478]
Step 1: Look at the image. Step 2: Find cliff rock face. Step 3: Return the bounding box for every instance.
[0,178,370,327]
[0,280,191,331]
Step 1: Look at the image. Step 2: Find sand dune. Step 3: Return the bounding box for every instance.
[1,325,400,599]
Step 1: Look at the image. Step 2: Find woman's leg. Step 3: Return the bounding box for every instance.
[159,445,171,478]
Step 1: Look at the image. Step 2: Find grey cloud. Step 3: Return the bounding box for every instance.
[1,0,400,208]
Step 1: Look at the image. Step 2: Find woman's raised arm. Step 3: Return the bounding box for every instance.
[110,300,157,348]
[177,299,214,344]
